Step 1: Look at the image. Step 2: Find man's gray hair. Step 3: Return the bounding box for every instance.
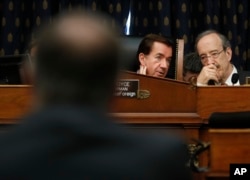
[194,29,231,52]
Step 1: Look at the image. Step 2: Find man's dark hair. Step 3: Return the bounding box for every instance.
[136,34,174,57]
[133,34,174,75]
[35,11,121,107]
[183,52,202,76]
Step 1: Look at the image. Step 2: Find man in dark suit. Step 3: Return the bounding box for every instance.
[0,10,192,179]
[136,34,174,79]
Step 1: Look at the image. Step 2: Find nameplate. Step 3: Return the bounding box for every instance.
[114,79,139,98]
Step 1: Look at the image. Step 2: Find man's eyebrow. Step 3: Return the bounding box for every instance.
[199,50,220,56]
[155,53,172,57]
[155,53,164,56]
[209,49,220,53]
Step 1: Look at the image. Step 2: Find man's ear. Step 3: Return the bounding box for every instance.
[138,53,146,66]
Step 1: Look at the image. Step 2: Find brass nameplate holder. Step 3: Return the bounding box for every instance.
[137,89,150,99]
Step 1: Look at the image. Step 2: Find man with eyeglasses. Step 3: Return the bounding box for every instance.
[195,30,242,86]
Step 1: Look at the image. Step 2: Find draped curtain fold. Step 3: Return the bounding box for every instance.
[0,0,250,70]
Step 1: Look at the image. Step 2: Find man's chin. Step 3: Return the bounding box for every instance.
[154,73,166,78]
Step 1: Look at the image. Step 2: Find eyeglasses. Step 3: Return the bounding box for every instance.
[199,49,224,62]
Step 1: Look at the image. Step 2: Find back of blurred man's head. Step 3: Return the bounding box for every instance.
[34,10,121,108]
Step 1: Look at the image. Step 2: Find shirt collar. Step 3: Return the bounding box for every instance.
[225,65,240,85]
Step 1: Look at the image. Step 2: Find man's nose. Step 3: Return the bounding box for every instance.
[160,60,169,68]
[207,56,215,65]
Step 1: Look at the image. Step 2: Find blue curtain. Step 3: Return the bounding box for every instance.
[1,0,250,70]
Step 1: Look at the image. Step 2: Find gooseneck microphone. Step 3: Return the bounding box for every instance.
[231,73,239,85]
[208,79,215,85]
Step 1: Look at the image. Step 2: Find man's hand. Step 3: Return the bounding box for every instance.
[197,64,220,85]
[139,65,147,75]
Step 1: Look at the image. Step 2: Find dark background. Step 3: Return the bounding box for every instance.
[1,0,250,70]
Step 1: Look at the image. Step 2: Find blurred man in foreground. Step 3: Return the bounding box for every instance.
[0,10,192,180]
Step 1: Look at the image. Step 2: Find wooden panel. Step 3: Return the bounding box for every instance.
[109,71,202,143]
[111,112,201,124]
[0,85,33,123]
[197,86,250,120]
[176,39,184,81]
[110,71,197,112]
[208,129,250,174]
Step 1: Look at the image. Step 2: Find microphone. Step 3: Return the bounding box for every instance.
[208,79,215,85]
[208,64,220,85]
[208,80,222,85]
[231,73,239,85]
